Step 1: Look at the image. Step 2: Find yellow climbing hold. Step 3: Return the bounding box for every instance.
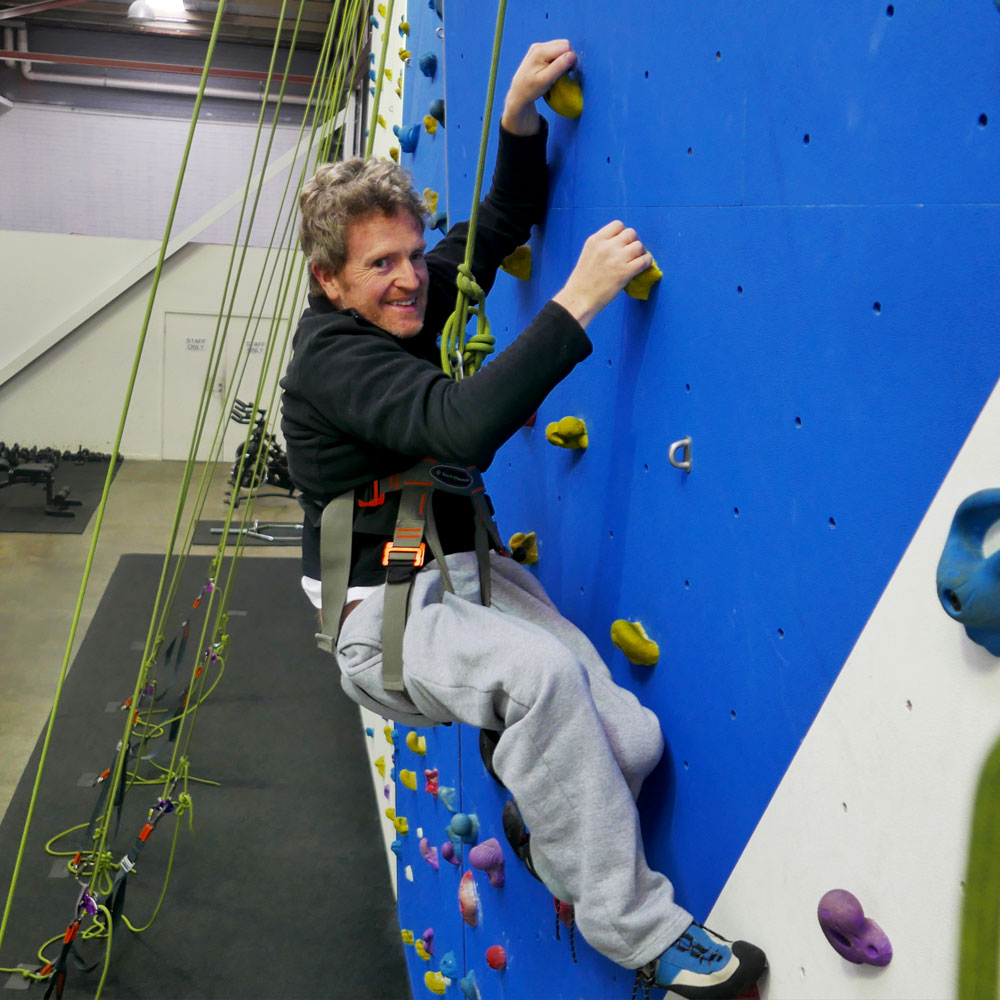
[377,114,387,129]
[425,971,448,995]
[546,416,588,450]
[625,257,663,301]
[402,929,415,945]
[424,114,438,135]
[406,731,427,755]
[399,47,411,61]
[375,755,386,778]
[393,814,410,834]
[500,244,532,280]
[385,68,393,80]
[395,82,403,98]
[610,620,660,666]
[508,531,539,565]
[386,807,396,820]
[399,20,410,34]
[400,769,418,790]
[389,147,400,162]
[544,73,583,118]
[377,3,386,15]
[415,940,431,961]
[423,188,439,214]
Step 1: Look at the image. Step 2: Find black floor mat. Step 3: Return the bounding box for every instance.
[0,460,122,534]
[0,554,409,999]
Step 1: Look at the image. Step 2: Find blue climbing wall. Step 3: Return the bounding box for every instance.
[389,2,1000,997]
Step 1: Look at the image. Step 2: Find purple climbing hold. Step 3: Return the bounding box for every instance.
[420,837,439,870]
[469,837,505,888]
[422,927,434,956]
[441,840,459,865]
[817,889,892,966]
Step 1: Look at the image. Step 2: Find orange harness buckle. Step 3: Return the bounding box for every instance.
[382,541,426,567]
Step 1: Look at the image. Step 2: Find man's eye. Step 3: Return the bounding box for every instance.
[411,250,425,261]
[372,258,388,268]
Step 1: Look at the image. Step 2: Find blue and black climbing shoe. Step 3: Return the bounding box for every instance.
[640,922,766,998]
[501,800,541,881]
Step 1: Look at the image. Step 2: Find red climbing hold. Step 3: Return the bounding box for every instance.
[486,945,507,970]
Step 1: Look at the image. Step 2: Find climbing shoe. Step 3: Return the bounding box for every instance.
[479,728,505,788]
[501,800,541,882]
[641,922,766,998]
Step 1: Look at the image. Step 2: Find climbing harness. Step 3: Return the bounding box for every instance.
[315,459,505,692]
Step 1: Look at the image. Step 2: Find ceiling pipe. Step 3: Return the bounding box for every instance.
[3,26,316,104]
[0,0,90,21]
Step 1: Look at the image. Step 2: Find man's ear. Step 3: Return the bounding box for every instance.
[312,264,344,307]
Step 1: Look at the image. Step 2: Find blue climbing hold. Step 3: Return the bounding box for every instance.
[440,951,460,978]
[365,727,374,738]
[446,812,479,846]
[369,69,377,82]
[419,52,437,78]
[429,0,443,17]
[390,838,404,857]
[429,98,445,126]
[393,123,421,153]
[430,210,448,233]
[458,970,479,999]
[369,15,378,27]
[937,488,1000,655]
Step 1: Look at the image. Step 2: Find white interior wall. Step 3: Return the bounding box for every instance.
[709,377,1000,999]
[0,234,302,458]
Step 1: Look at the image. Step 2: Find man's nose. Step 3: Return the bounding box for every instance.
[395,259,421,288]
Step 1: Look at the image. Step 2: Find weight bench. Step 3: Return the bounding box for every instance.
[0,459,82,517]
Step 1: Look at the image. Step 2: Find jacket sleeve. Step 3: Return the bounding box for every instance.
[419,119,550,349]
[300,300,591,469]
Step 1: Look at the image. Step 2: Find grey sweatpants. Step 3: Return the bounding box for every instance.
[334,551,692,969]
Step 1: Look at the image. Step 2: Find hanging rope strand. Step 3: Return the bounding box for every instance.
[439,0,508,379]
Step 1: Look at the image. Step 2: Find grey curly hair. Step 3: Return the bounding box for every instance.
[299,158,429,296]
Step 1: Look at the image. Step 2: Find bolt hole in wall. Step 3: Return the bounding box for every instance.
[979,113,989,128]
[795,416,802,427]
[803,133,811,145]
[874,301,882,314]
[886,4,894,15]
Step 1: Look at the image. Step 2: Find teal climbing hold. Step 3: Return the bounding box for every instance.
[458,969,479,999]
[429,98,445,126]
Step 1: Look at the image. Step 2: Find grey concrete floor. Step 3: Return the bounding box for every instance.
[0,460,300,824]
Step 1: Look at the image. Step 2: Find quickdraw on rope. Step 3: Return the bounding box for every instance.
[438,0,508,380]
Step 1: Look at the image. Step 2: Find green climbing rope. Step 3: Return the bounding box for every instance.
[0,0,370,989]
[366,0,396,159]
[439,0,507,380]
[957,731,1000,1000]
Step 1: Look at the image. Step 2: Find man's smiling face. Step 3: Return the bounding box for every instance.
[312,207,429,338]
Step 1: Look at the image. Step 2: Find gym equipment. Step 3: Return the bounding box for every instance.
[0,451,82,517]
[226,399,296,508]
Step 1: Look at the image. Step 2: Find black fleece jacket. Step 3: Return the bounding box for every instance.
[280,120,593,585]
